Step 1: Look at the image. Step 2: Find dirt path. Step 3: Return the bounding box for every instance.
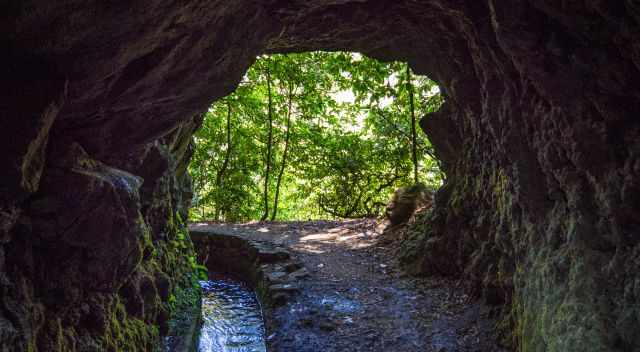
[190,219,507,352]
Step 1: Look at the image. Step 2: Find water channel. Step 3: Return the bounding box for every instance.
[198,276,267,352]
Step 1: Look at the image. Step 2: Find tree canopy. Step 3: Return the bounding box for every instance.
[189,52,443,222]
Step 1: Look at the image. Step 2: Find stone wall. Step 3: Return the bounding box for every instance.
[190,228,306,307]
[2,1,639,351]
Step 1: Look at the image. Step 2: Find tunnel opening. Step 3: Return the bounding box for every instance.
[187,52,458,351]
[189,51,444,223]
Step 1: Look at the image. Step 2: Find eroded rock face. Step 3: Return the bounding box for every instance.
[2,1,639,351]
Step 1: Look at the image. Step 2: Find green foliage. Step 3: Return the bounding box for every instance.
[188,255,208,281]
[189,52,444,221]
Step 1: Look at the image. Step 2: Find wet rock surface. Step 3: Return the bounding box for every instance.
[191,220,506,352]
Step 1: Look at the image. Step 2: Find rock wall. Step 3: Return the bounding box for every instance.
[400,3,640,351]
[2,1,639,351]
[0,111,202,350]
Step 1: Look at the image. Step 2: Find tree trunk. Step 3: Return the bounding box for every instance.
[215,100,233,220]
[200,162,205,219]
[271,82,294,221]
[406,64,419,184]
[260,65,274,221]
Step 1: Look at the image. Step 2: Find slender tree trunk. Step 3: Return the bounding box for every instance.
[199,161,206,219]
[406,64,419,184]
[215,100,233,220]
[271,82,294,221]
[260,66,274,221]
[195,153,211,220]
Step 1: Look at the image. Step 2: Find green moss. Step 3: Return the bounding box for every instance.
[91,209,202,351]
[103,297,160,351]
[166,273,202,335]
[160,211,203,348]
[54,319,73,352]
[399,210,433,274]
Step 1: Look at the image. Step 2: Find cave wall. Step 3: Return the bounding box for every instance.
[2,1,639,351]
[400,2,640,351]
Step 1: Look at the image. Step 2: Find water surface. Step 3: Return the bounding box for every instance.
[199,277,267,352]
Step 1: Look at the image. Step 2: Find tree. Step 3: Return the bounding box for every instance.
[406,64,419,184]
[260,62,274,221]
[214,99,233,219]
[271,81,294,221]
[188,51,445,222]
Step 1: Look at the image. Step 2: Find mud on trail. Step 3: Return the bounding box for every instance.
[190,219,507,352]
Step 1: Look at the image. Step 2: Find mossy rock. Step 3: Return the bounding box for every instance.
[385,183,432,225]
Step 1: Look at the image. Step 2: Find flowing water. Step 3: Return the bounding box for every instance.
[198,277,267,352]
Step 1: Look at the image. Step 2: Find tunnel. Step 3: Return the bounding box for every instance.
[2,1,639,351]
